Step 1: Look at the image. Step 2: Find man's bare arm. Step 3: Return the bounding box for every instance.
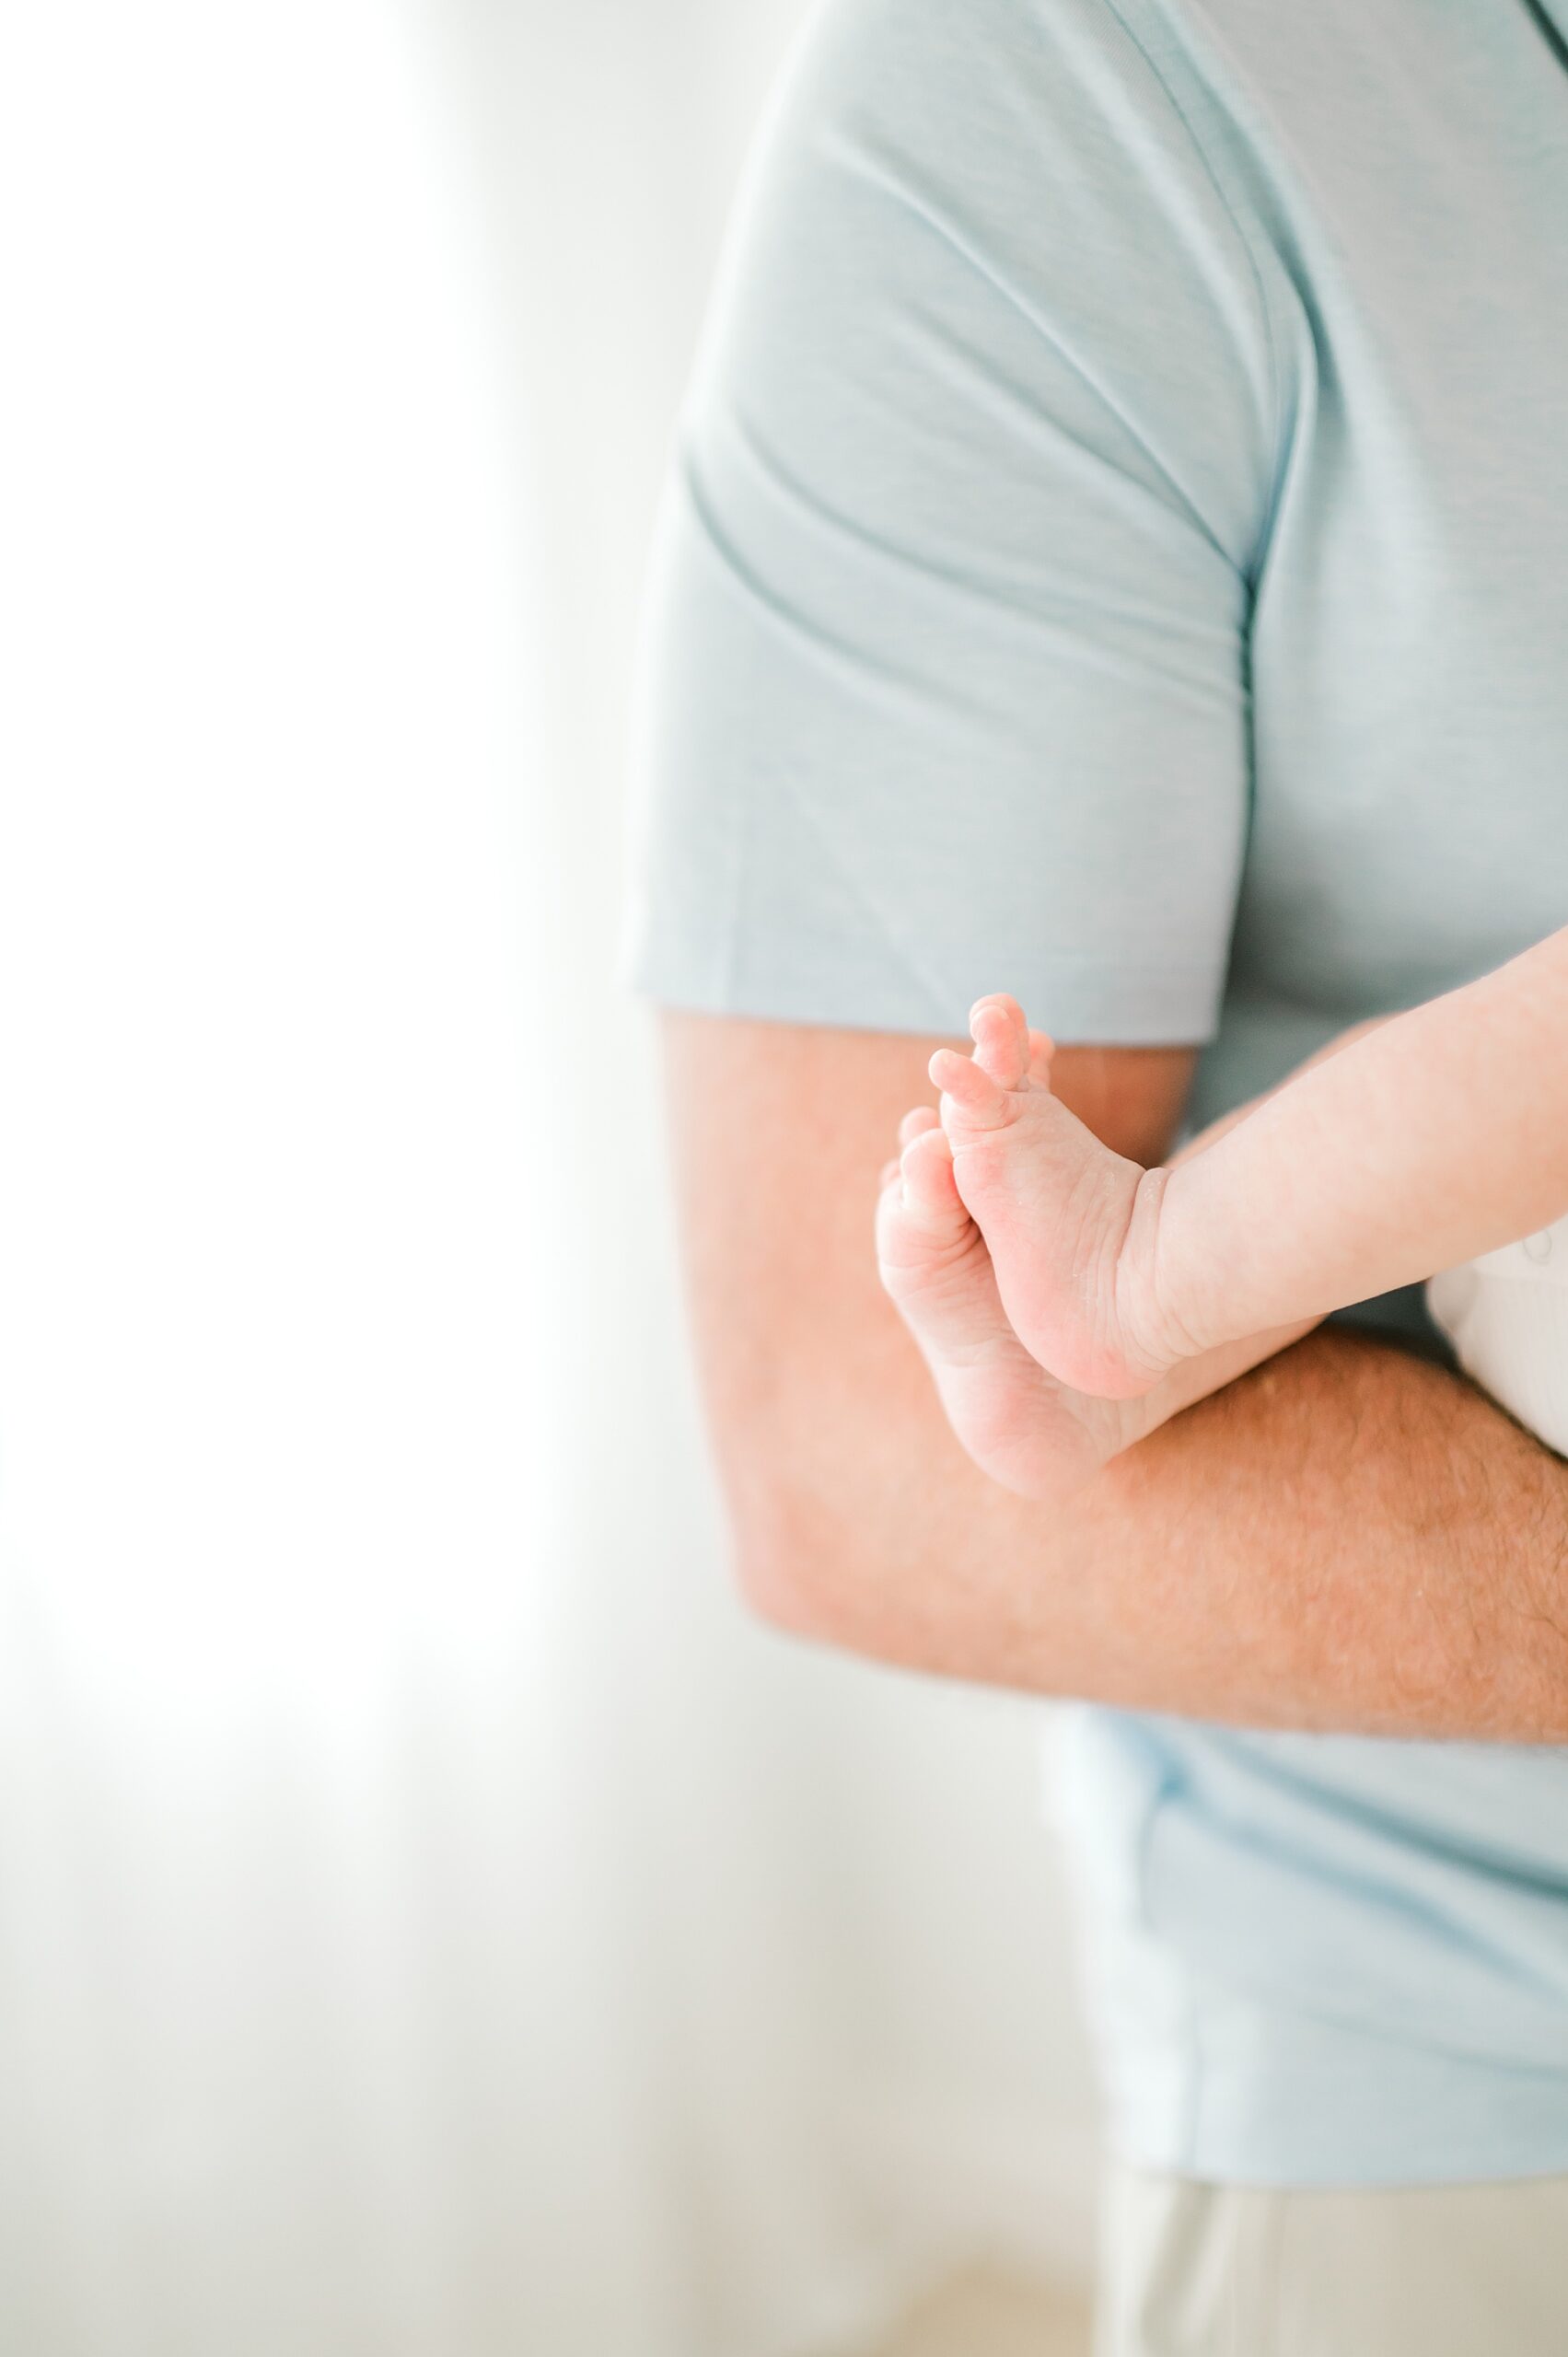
[660,1009,1568,1739]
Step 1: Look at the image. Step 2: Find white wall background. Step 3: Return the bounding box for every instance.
[0,4,1101,2351]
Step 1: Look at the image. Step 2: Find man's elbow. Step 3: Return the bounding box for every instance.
[725,1465,857,1644]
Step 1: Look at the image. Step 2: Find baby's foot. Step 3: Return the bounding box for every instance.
[927,996,1186,1399]
[875,1095,1141,1500]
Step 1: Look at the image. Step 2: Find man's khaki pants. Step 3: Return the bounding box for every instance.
[1096,2162,1568,2355]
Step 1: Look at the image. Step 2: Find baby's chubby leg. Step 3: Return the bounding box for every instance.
[927,996,1191,1398]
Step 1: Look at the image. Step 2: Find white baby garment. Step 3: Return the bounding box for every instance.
[1427,1212,1568,1457]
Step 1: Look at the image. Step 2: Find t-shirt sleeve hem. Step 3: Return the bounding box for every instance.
[618,920,1223,1048]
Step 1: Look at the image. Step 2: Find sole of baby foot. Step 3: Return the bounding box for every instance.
[875,1110,1139,1498]
[929,995,1179,1399]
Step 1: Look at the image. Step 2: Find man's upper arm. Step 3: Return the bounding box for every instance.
[659,1009,1196,1597]
[620,0,1278,1051]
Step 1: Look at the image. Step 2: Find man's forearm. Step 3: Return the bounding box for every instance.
[664,1009,1568,1739]
[754,1322,1568,1738]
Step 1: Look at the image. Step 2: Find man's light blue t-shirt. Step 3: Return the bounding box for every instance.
[621,0,1568,2184]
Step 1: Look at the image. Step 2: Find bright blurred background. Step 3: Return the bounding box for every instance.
[0,6,1101,2351]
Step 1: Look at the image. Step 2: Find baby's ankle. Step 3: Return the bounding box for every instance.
[1113,1164,1203,1380]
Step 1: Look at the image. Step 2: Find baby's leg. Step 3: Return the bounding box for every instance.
[929,996,1189,1398]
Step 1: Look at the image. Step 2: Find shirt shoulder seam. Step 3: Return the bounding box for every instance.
[1085,0,1287,582]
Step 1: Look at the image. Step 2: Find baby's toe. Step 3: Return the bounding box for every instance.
[969,994,1030,1090]
[877,1130,970,1283]
[929,1045,1011,1131]
[900,1124,964,1222]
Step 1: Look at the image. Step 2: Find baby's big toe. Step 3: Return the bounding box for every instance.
[876,1124,970,1290]
[969,994,1031,1090]
[899,1124,965,1227]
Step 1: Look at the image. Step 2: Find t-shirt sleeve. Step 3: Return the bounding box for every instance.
[620,0,1284,1043]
